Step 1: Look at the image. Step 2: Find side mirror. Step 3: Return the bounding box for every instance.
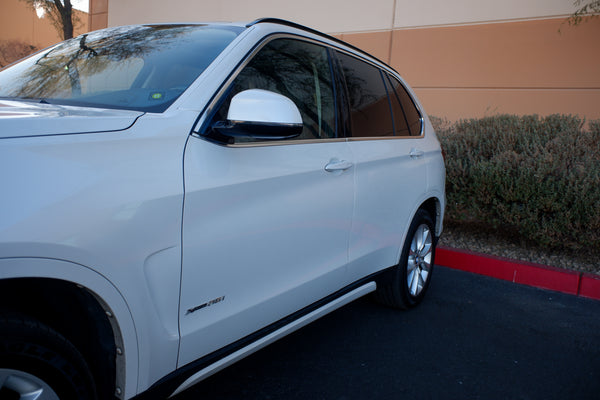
[212,89,303,140]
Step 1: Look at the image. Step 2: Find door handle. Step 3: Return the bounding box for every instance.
[324,160,353,172]
[409,148,425,159]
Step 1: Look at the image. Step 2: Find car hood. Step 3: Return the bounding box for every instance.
[0,100,144,139]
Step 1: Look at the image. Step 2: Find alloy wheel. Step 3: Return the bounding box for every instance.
[406,224,433,296]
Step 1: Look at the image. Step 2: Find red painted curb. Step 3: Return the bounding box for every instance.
[580,273,600,300]
[436,246,600,300]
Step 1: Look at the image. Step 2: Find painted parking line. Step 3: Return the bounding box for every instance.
[436,246,600,300]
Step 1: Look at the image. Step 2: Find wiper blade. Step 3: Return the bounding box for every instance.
[0,97,52,104]
[79,35,98,57]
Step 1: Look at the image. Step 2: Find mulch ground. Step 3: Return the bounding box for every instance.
[438,221,600,276]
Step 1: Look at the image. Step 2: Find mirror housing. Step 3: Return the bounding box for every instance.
[212,89,303,140]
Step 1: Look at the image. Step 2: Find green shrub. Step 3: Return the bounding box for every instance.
[433,114,600,251]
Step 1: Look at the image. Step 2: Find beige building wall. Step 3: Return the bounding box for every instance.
[0,0,89,49]
[89,0,108,31]
[104,0,598,123]
[107,0,398,33]
[1,0,63,48]
[106,0,576,32]
[10,0,595,123]
[391,0,575,28]
[339,18,600,121]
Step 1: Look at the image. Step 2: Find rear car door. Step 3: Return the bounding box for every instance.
[179,37,354,365]
[335,51,430,281]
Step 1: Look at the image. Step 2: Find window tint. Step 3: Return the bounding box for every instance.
[213,38,336,142]
[337,52,393,138]
[386,74,422,136]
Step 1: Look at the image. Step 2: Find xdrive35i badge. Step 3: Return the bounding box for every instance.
[186,296,226,315]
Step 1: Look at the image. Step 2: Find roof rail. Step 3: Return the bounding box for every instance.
[246,17,394,71]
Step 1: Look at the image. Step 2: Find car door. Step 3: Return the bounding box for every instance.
[335,51,430,281]
[178,37,354,366]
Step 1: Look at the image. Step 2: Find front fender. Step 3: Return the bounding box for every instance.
[0,257,139,400]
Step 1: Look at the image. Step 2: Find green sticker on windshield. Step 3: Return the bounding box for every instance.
[150,92,163,100]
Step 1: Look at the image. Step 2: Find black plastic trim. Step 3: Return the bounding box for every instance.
[131,267,393,399]
[212,120,303,140]
[247,18,396,73]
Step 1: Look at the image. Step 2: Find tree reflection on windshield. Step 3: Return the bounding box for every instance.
[0,24,241,112]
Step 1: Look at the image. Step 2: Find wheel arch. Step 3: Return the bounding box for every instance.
[418,196,444,240]
[390,195,444,278]
[0,258,139,399]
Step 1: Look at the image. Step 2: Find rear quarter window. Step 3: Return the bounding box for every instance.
[385,73,422,136]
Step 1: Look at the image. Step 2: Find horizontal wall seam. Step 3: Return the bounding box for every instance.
[330,15,571,35]
[390,15,571,31]
[413,87,600,91]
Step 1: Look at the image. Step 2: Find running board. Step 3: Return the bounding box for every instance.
[169,281,377,397]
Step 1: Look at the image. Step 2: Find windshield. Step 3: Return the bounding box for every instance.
[0,24,242,112]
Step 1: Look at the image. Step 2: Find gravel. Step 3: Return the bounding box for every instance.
[437,222,600,276]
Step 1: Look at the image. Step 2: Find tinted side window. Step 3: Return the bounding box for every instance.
[337,52,393,138]
[213,38,336,142]
[386,74,422,136]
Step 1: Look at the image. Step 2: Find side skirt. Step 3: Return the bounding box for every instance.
[132,270,390,399]
[171,281,375,397]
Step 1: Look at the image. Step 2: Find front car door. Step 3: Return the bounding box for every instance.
[178,37,354,366]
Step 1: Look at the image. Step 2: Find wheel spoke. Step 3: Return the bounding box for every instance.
[410,239,418,255]
[406,223,434,297]
[407,260,417,274]
[0,369,59,400]
[421,230,432,252]
[414,225,425,252]
[420,241,432,257]
[423,251,432,265]
[409,267,421,295]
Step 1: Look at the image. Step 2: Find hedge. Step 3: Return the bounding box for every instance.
[432,114,600,252]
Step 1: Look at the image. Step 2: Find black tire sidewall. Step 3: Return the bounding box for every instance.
[0,315,97,400]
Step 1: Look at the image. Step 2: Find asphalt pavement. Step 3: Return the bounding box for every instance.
[174,266,600,400]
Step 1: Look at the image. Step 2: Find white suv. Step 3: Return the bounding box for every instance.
[0,18,445,399]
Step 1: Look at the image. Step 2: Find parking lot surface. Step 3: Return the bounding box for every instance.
[174,266,600,400]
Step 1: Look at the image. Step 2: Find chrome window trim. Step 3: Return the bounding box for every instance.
[224,137,348,148]
[192,32,425,147]
[346,130,424,142]
[190,134,425,148]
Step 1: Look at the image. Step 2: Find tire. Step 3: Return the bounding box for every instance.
[375,209,436,309]
[0,314,98,400]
